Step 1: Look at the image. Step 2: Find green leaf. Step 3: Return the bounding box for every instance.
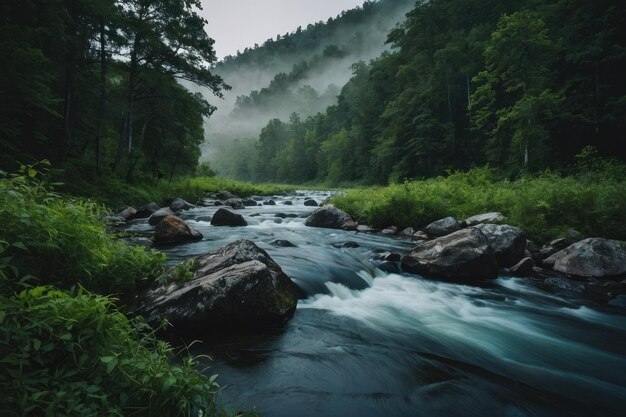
[33,339,41,351]
[28,168,37,177]
[12,242,28,250]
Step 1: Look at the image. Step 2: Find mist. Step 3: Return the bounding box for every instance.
[195,0,415,176]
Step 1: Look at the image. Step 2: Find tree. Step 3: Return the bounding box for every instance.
[472,10,563,173]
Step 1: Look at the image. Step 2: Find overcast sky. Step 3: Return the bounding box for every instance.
[199,0,367,59]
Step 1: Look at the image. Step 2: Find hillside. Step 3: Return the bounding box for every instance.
[199,0,415,177]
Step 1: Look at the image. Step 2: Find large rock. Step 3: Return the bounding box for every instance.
[225,198,245,209]
[169,198,195,211]
[474,223,527,267]
[304,199,318,207]
[543,238,626,279]
[304,205,357,230]
[465,212,506,226]
[117,206,137,221]
[135,202,160,219]
[424,216,463,237]
[211,208,247,226]
[138,240,299,333]
[208,191,238,200]
[154,215,202,245]
[401,228,497,281]
[148,207,175,225]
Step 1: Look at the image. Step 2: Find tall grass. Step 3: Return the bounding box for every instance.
[61,174,297,209]
[332,166,626,244]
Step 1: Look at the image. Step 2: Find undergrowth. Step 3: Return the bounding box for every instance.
[333,163,626,244]
[0,162,165,294]
[0,162,253,416]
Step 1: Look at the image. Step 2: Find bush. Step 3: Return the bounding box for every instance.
[0,163,165,295]
[0,286,233,417]
[333,166,626,244]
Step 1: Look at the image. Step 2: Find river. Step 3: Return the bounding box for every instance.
[123,191,626,417]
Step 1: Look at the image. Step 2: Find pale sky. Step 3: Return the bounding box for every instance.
[199,0,367,59]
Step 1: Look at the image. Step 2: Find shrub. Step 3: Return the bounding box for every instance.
[333,166,626,244]
[0,163,165,295]
[0,286,233,417]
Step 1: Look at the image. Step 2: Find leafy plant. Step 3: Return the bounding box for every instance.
[0,163,165,295]
[0,286,239,417]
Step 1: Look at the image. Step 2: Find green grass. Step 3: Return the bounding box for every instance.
[61,174,297,209]
[332,166,626,244]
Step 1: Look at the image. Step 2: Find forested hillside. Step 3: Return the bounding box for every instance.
[212,0,626,184]
[0,0,226,183]
[202,0,415,177]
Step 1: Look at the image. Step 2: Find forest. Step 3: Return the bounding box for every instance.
[213,0,625,184]
[0,0,227,186]
[1,1,626,417]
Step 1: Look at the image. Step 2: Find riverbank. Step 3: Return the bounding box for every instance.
[0,168,258,416]
[60,173,297,209]
[332,167,626,244]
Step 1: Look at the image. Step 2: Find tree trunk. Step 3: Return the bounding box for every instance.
[126,36,141,154]
[113,113,126,172]
[446,76,455,151]
[95,19,107,176]
[125,119,150,183]
[169,147,184,183]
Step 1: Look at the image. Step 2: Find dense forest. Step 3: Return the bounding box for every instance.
[0,0,226,183]
[211,0,626,184]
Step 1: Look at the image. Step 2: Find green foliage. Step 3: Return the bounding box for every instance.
[0,163,165,294]
[332,166,626,244]
[61,171,295,209]
[0,286,235,416]
[214,0,625,186]
[161,259,197,285]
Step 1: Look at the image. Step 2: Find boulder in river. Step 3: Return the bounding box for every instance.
[208,191,238,201]
[169,198,195,211]
[225,198,245,209]
[400,227,415,237]
[508,257,535,276]
[283,200,293,205]
[465,212,506,226]
[154,215,202,246]
[135,202,160,219]
[543,238,626,279]
[148,207,175,226]
[304,205,358,230]
[424,216,464,237]
[474,223,527,267]
[211,208,247,227]
[304,199,318,207]
[263,200,277,206]
[117,206,137,221]
[401,228,497,281]
[270,239,297,248]
[138,240,300,333]
[381,226,398,235]
[243,198,258,206]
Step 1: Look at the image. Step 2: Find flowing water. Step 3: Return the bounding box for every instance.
[124,191,626,417]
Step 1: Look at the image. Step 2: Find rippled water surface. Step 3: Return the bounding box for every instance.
[124,191,626,417]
